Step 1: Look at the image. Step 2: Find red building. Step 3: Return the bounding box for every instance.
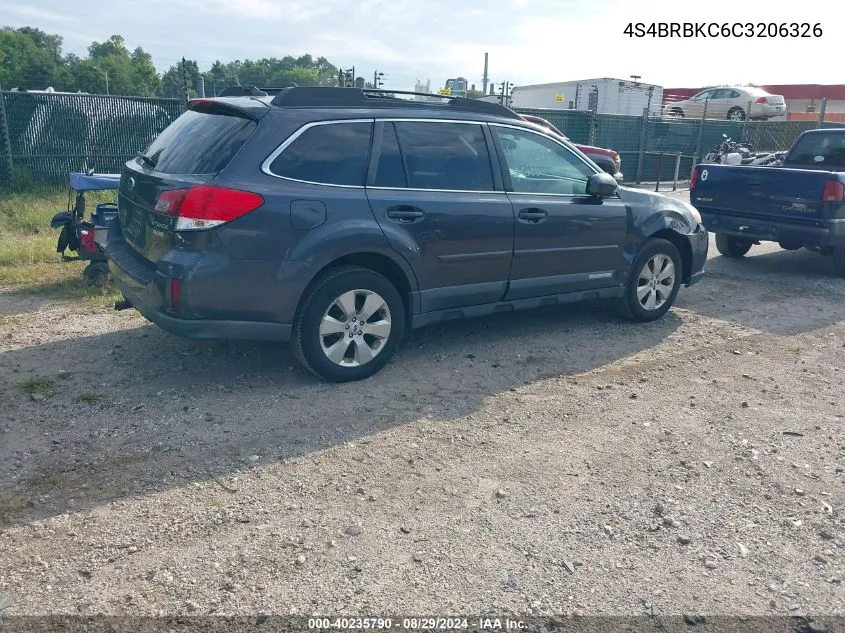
[663,84,845,121]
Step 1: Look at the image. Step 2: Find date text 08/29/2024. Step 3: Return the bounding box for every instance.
[308,617,527,631]
[623,22,822,38]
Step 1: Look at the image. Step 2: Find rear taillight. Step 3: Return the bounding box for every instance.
[169,278,181,311]
[154,185,264,231]
[690,167,699,191]
[79,229,97,253]
[823,179,845,202]
[755,97,767,104]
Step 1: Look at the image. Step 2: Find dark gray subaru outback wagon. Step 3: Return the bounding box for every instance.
[108,87,708,382]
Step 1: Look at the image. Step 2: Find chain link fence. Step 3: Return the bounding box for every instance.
[0,91,183,190]
[0,91,842,191]
[513,104,840,186]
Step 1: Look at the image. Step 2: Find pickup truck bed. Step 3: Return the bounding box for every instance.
[689,128,845,275]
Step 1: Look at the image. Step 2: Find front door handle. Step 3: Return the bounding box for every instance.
[386,206,424,222]
[518,208,548,223]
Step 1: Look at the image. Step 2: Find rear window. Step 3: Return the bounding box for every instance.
[140,110,256,175]
[268,121,373,186]
[788,133,845,169]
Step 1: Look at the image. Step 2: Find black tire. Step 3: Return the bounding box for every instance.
[715,233,753,258]
[618,238,683,323]
[727,107,746,121]
[292,266,406,382]
[83,261,109,287]
[669,108,684,118]
[832,248,845,278]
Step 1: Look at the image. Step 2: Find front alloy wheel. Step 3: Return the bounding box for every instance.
[636,253,675,312]
[618,238,683,322]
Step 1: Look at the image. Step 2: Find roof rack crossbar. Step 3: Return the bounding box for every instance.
[267,86,521,119]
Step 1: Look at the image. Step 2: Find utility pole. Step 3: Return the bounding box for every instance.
[482,52,489,95]
[182,57,189,102]
[498,81,510,106]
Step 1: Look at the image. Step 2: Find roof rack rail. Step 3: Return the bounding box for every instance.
[267,86,522,119]
[217,83,298,97]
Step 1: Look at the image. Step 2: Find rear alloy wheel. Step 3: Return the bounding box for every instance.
[619,238,682,322]
[715,233,753,258]
[292,266,405,382]
[728,107,746,121]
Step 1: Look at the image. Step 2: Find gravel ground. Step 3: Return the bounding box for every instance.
[1,194,843,620]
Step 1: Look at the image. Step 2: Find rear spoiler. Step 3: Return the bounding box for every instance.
[186,97,270,121]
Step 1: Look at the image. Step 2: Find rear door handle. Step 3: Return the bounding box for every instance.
[518,208,548,223]
[386,206,424,222]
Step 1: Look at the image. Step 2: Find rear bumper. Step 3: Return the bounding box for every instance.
[700,211,845,248]
[683,224,709,286]
[107,228,292,343]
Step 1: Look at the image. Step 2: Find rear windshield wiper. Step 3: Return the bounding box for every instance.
[136,151,157,168]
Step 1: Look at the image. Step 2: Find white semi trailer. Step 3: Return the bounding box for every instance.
[510,78,664,116]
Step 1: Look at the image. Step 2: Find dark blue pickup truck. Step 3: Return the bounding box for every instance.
[689,128,845,275]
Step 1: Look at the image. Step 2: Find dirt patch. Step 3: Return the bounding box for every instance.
[0,216,843,619]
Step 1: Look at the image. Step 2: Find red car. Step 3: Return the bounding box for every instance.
[520,114,623,183]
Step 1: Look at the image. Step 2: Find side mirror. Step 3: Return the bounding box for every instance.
[586,172,618,197]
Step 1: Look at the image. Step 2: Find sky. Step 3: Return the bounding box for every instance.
[1,0,837,92]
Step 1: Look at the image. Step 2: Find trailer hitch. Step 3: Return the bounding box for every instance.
[114,297,133,311]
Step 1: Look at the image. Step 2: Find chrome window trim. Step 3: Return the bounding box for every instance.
[262,116,500,192]
[260,116,613,199]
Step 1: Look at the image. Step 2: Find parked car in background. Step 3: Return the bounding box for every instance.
[690,128,845,274]
[108,87,707,382]
[663,86,786,121]
[520,114,623,182]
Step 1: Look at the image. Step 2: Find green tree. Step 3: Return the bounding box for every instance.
[159,59,201,98]
[0,27,65,89]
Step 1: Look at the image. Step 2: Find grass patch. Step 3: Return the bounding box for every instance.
[57,371,73,380]
[19,378,54,394]
[0,189,121,302]
[72,392,103,404]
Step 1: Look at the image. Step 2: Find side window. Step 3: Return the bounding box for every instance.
[268,121,373,186]
[372,123,407,188]
[494,126,596,195]
[693,90,712,101]
[393,121,494,191]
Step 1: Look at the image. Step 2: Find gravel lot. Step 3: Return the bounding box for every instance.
[1,191,843,621]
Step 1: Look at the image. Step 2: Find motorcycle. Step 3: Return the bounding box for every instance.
[50,171,121,286]
[703,134,784,166]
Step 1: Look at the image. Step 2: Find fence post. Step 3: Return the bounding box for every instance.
[694,99,709,158]
[689,153,699,182]
[654,153,664,192]
[636,106,649,183]
[587,109,597,146]
[0,92,13,188]
[672,152,681,191]
[743,100,752,142]
[817,98,827,128]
